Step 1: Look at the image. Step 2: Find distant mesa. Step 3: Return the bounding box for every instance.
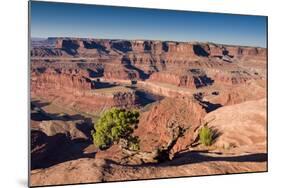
[31,37,266,61]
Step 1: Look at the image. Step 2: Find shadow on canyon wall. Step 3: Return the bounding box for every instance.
[31,130,96,170]
[31,100,95,170]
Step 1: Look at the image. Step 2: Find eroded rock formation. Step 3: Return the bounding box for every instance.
[30,37,267,186]
[134,97,206,159]
[203,98,267,151]
[31,65,138,112]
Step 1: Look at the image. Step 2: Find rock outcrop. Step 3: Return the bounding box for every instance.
[30,150,267,187]
[203,98,267,151]
[200,79,266,106]
[135,97,206,157]
[148,69,214,89]
[31,67,94,94]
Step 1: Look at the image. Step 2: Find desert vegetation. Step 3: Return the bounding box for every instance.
[92,108,140,151]
[199,122,214,146]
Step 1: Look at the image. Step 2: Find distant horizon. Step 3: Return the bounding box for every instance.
[31,1,267,48]
[31,36,266,48]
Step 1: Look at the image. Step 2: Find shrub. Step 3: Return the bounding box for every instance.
[199,123,214,146]
[92,108,140,150]
[127,136,140,151]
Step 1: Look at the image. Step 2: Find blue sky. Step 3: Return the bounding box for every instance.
[30,1,267,47]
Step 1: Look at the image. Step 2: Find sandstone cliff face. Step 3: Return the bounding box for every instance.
[31,38,267,90]
[31,48,68,57]
[137,81,193,98]
[149,72,195,88]
[31,67,93,94]
[202,79,266,106]
[211,69,263,85]
[103,64,140,80]
[148,69,214,89]
[31,66,138,113]
[226,46,266,61]
[31,38,266,90]
[32,38,267,61]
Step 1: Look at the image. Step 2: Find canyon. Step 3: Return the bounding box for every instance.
[30,37,267,186]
